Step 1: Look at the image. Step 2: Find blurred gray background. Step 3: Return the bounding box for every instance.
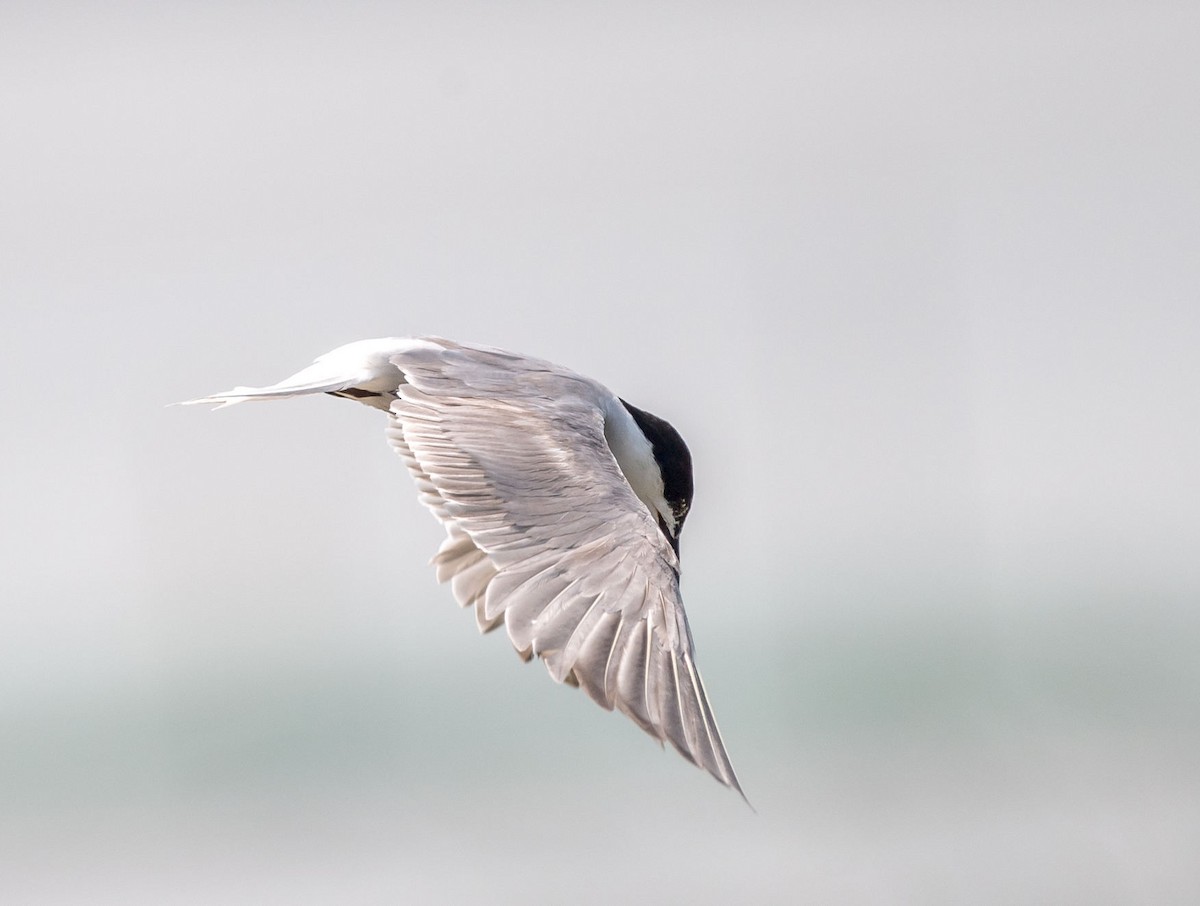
[2,2,1198,903]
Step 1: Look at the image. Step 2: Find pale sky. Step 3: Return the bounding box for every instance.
[2,3,1198,902]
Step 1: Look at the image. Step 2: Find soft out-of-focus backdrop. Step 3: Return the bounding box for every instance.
[2,3,1197,903]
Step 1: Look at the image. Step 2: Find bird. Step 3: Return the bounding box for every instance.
[183,336,744,797]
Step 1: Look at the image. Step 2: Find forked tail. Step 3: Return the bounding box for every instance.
[180,337,420,409]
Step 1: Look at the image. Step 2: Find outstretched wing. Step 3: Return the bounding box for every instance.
[385,342,743,796]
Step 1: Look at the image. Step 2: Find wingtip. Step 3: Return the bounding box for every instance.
[725,771,754,811]
[737,789,756,813]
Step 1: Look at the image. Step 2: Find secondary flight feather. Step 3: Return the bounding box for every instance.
[184,337,744,798]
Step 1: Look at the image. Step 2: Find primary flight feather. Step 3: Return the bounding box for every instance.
[184,337,744,797]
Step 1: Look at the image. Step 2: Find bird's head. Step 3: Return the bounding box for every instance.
[619,400,694,555]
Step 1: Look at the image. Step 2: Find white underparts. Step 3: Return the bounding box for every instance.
[601,399,675,535]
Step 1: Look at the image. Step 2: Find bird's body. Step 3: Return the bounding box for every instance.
[185,337,743,797]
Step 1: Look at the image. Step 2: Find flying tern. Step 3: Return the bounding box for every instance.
[184,337,744,797]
